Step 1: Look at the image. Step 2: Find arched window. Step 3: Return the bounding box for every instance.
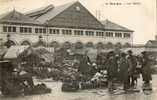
[34,40,47,47]
[21,40,31,45]
[115,42,122,49]
[123,42,131,48]
[62,41,71,49]
[50,41,60,48]
[75,42,84,49]
[96,42,104,49]
[85,42,94,48]
[105,42,113,49]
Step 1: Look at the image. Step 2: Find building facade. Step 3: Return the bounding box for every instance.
[0,1,134,48]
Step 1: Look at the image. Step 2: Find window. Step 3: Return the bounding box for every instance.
[20,27,23,33]
[3,26,16,33]
[85,31,94,36]
[39,28,42,33]
[12,27,16,32]
[24,27,27,33]
[115,33,122,37]
[96,32,104,37]
[43,29,46,33]
[49,29,60,34]
[124,33,131,38]
[35,28,38,33]
[28,28,32,33]
[74,30,83,36]
[20,27,32,33]
[106,32,113,37]
[35,28,46,33]
[62,29,72,35]
[8,26,12,32]
[3,26,7,32]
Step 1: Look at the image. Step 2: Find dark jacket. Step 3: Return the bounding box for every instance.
[106,56,118,79]
[127,55,137,75]
[78,55,91,74]
[141,56,152,82]
[119,57,129,82]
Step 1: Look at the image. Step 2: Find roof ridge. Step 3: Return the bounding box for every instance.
[27,1,78,24]
[0,10,40,24]
[101,19,133,32]
[25,4,54,17]
[25,1,77,17]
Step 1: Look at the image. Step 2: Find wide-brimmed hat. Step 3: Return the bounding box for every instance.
[127,50,133,54]
[121,52,127,57]
[141,51,147,55]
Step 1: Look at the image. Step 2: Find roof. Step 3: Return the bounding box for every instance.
[0,10,40,25]
[26,4,54,19]
[121,48,145,55]
[26,1,104,29]
[26,1,77,24]
[146,40,157,47]
[101,19,134,32]
[3,46,29,59]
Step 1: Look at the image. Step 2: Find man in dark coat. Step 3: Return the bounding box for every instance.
[119,53,130,90]
[106,51,118,91]
[127,50,137,88]
[78,51,91,75]
[141,51,152,85]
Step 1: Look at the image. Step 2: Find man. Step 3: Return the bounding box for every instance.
[141,51,152,86]
[0,60,14,95]
[119,53,130,90]
[78,50,91,75]
[106,51,118,91]
[13,65,34,89]
[127,50,137,88]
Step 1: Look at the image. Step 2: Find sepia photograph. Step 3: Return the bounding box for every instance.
[0,0,156,100]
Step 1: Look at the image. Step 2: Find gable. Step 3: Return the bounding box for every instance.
[0,10,40,25]
[47,2,104,30]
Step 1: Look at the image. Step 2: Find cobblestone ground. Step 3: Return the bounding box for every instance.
[0,75,157,100]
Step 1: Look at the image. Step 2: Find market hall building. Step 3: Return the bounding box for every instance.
[0,1,134,48]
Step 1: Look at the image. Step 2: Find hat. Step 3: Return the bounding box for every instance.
[121,52,126,57]
[141,51,147,55]
[127,50,133,54]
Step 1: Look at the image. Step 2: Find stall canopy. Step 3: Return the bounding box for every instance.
[3,46,29,59]
[0,47,8,60]
[18,46,54,64]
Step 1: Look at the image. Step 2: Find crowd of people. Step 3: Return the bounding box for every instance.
[75,50,153,92]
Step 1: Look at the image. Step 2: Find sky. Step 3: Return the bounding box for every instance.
[0,0,156,44]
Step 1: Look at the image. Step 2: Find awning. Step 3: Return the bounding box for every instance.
[3,46,29,59]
